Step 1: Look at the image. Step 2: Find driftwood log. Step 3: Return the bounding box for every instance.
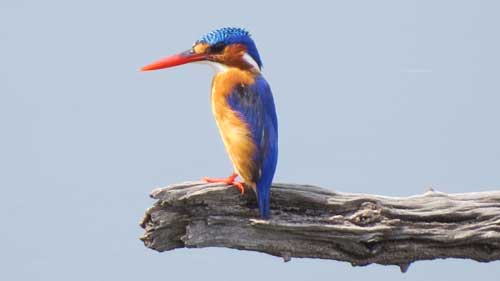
[139,182,500,272]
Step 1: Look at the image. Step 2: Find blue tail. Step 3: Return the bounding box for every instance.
[256,118,278,219]
[256,182,271,219]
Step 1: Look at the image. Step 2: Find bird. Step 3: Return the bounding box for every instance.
[141,27,278,219]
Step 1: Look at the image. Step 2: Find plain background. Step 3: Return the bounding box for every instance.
[2,0,499,280]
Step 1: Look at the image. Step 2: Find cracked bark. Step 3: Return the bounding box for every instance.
[139,182,500,272]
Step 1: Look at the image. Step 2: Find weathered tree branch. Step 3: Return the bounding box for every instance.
[140,182,500,272]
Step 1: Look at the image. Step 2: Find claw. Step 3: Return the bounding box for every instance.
[233,181,245,194]
[203,172,245,194]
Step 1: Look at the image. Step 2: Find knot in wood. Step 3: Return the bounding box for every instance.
[349,202,382,225]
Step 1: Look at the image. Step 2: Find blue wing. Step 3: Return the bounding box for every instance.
[227,75,278,219]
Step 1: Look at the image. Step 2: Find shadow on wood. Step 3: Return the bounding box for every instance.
[140,182,500,272]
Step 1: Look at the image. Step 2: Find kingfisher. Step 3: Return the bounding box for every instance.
[141,27,278,219]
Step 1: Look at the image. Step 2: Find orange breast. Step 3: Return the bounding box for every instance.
[211,69,257,186]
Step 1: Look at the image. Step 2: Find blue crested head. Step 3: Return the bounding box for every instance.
[196,27,263,68]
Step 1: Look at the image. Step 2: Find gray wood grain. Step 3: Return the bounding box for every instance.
[139,182,500,272]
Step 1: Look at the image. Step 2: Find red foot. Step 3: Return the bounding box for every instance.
[203,172,245,194]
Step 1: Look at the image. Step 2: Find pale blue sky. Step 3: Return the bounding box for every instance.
[1,0,499,280]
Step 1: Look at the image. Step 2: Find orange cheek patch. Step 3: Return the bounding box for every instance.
[222,44,246,62]
[220,44,255,70]
[223,44,247,57]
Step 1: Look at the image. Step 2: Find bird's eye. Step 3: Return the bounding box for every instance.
[209,43,226,53]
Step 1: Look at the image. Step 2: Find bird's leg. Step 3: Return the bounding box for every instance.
[203,172,245,194]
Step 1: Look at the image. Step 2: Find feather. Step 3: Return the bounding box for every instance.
[226,76,278,218]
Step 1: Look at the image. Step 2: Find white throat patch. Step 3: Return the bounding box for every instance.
[242,53,260,71]
[196,52,260,74]
[197,60,229,73]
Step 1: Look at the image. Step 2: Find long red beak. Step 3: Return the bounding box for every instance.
[140,50,206,71]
